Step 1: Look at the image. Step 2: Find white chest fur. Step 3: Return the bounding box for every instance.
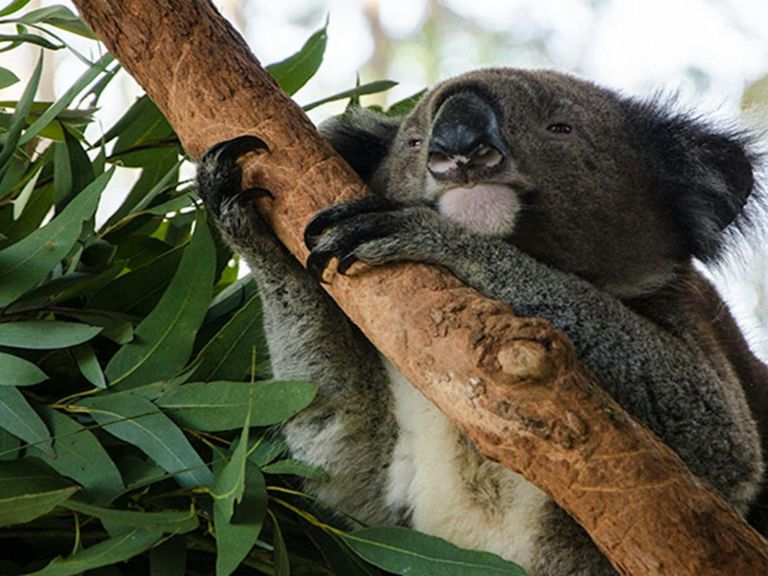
[382,359,549,570]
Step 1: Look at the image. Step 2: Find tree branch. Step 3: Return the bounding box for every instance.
[72,1,768,573]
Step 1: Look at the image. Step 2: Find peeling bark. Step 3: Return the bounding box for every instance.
[72,1,768,573]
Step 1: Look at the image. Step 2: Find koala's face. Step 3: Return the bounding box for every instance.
[323,69,755,297]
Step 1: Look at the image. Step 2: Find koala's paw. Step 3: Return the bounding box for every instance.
[196,135,274,243]
[304,197,448,281]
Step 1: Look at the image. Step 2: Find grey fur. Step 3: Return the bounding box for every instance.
[197,68,768,576]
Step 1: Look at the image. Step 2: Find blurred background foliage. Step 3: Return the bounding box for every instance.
[0,1,766,575]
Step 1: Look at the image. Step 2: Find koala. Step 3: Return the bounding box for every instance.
[197,68,768,576]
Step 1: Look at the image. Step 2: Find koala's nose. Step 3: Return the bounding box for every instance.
[428,92,508,179]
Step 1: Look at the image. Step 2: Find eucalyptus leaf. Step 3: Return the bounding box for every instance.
[0,52,41,170]
[303,80,397,112]
[105,218,215,390]
[19,52,112,145]
[190,291,266,382]
[72,343,107,388]
[261,459,328,480]
[27,406,123,503]
[266,20,327,96]
[155,380,316,431]
[26,529,163,576]
[65,500,198,534]
[77,394,212,488]
[0,320,101,349]
[0,168,110,307]
[0,351,47,386]
[0,0,32,17]
[0,458,77,527]
[214,461,267,576]
[0,65,18,89]
[0,386,51,454]
[342,527,527,576]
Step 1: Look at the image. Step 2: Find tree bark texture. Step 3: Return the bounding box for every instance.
[72,1,768,574]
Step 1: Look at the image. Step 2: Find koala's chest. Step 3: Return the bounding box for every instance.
[381,359,550,567]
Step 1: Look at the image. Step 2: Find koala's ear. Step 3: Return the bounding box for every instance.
[318,108,402,184]
[625,99,756,261]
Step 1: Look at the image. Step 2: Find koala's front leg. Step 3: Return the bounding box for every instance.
[197,139,397,524]
[304,197,763,513]
[304,198,456,280]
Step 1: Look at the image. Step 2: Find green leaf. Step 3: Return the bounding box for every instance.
[303,80,398,112]
[272,512,290,576]
[0,0,32,17]
[387,89,427,116]
[150,536,187,576]
[0,458,77,527]
[341,527,527,576]
[19,52,113,145]
[88,245,183,316]
[0,168,110,307]
[17,6,79,25]
[266,20,327,96]
[26,529,162,576]
[248,434,288,467]
[0,351,47,386]
[155,380,316,431]
[0,52,41,170]
[0,386,51,454]
[73,344,106,388]
[64,500,198,534]
[261,459,328,480]
[53,126,94,207]
[190,291,266,382]
[0,66,18,89]
[214,461,266,576]
[0,320,101,349]
[105,217,215,390]
[12,162,43,219]
[212,388,266,576]
[0,32,62,51]
[77,394,213,488]
[27,407,124,504]
[56,311,133,345]
[0,426,21,460]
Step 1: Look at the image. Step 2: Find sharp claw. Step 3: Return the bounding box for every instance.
[304,212,332,250]
[203,134,269,164]
[337,253,358,275]
[243,187,274,200]
[306,251,331,284]
[304,196,396,251]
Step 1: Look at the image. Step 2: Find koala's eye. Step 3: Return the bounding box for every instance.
[407,138,423,149]
[546,122,572,134]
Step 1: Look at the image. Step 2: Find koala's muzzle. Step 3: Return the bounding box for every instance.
[428,92,508,181]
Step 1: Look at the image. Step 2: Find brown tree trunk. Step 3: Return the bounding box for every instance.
[72,1,768,574]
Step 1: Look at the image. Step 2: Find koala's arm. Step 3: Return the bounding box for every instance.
[196,139,396,524]
[307,203,764,512]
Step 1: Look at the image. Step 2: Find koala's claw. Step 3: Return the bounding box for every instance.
[203,135,269,163]
[304,195,395,250]
[306,212,397,280]
[197,135,271,219]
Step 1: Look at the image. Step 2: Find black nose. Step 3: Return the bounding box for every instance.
[428,92,507,179]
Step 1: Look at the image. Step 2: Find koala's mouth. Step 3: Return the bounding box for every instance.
[436,182,521,237]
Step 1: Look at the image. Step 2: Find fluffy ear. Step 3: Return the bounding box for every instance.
[318,108,402,184]
[624,99,756,262]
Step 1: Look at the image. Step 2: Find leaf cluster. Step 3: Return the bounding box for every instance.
[0,4,525,575]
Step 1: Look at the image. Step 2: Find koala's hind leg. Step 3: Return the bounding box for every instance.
[197,138,397,524]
